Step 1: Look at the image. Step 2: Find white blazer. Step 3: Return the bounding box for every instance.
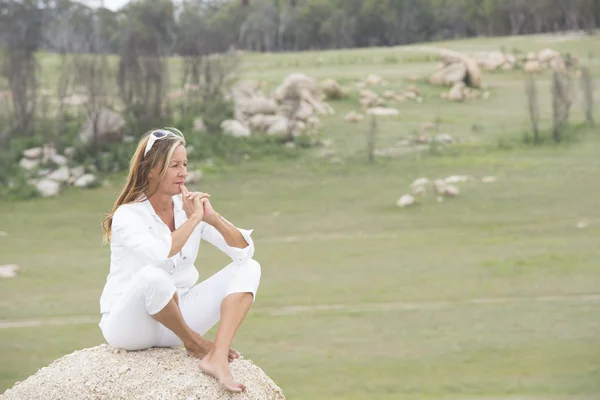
[99,194,254,314]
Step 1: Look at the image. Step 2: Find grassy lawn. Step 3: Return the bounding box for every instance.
[1,33,600,399]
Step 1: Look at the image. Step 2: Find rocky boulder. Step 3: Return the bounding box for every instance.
[0,345,285,400]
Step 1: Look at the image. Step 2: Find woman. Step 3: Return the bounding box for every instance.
[99,128,260,393]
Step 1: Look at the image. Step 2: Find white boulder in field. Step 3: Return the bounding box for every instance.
[0,345,286,400]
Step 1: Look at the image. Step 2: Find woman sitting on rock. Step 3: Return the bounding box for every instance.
[99,128,260,393]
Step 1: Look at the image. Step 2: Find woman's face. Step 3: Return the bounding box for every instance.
[151,144,188,196]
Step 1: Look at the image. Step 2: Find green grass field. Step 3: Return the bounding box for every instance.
[1,34,600,399]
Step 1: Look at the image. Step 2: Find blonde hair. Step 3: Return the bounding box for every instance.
[102,128,186,243]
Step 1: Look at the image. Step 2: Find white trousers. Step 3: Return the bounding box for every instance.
[99,259,261,351]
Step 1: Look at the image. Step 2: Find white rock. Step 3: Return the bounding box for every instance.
[47,166,70,182]
[242,96,278,116]
[193,117,207,132]
[42,144,57,164]
[433,179,447,194]
[576,220,589,229]
[63,147,76,159]
[74,174,96,188]
[524,60,542,74]
[220,120,251,138]
[38,169,51,177]
[412,185,427,197]
[0,264,19,279]
[365,74,383,85]
[442,184,460,197]
[411,177,430,189]
[79,108,126,145]
[23,147,42,159]
[118,365,130,375]
[266,118,289,136]
[448,82,465,102]
[482,176,497,183]
[50,154,68,166]
[0,346,285,400]
[444,175,470,183]
[36,179,61,197]
[434,134,454,144]
[0,231,7,237]
[396,194,416,208]
[70,166,86,179]
[344,111,364,123]
[538,48,560,63]
[184,170,203,185]
[19,157,40,171]
[367,107,399,116]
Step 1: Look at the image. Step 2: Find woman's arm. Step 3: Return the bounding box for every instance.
[205,213,248,249]
[198,198,255,262]
[168,214,202,257]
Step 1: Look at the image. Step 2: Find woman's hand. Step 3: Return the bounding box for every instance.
[180,184,210,220]
[201,197,219,225]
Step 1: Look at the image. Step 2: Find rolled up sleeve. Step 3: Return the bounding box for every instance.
[200,220,255,264]
[112,206,172,265]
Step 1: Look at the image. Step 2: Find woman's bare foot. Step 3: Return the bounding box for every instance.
[184,331,212,359]
[199,349,246,393]
[185,331,241,362]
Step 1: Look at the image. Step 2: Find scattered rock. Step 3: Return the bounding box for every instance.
[576,220,589,229]
[192,117,207,132]
[366,107,399,116]
[63,147,76,159]
[79,108,126,146]
[47,166,70,183]
[23,147,42,159]
[0,264,19,279]
[344,111,364,123]
[73,174,96,188]
[221,120,251,138]
[448,82,466,102]
[321,79,344,99]
[35,179,61,197]
[538,48,560,63]
[429,63,467,86]
[364,74,384,86]
[50,154,68,167]
[481,176,497,183]
[396,194,416,208]
[184,170,203,185]
[19,157,40,171]
[524,60,542,74]
[442,184,460,197]
[438,49,482,88]
[434,133,454,145]
[70,166,86,180]
[444,175,471,183]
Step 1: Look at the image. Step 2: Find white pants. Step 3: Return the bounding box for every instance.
[99,259,261,351]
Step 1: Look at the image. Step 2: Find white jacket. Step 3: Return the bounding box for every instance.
[99,194,254,314]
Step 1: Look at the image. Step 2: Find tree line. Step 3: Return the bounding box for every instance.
[1,0,599,58]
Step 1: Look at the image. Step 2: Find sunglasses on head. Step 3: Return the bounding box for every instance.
[144,128,184,157]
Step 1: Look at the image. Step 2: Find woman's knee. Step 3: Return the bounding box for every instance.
[136,266,176,314]
[244,258,261,281]
[137,265,170,287]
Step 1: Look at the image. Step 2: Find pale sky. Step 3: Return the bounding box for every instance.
[88,0,184,11]
[100,0,130,11]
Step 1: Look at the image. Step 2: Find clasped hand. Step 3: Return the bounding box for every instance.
[180,184,218,224]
